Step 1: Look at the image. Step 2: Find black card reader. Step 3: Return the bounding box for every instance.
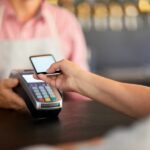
[10,70,63,119]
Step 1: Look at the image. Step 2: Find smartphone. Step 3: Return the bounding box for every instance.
[10,70,62,119]
[29,54,61,76]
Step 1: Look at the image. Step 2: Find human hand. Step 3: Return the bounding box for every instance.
[35,60,87,93]
[0,78,27,111]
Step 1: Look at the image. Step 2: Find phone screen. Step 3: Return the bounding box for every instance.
[30,55,55,74]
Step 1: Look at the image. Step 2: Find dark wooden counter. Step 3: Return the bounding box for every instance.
[0,101,135,150]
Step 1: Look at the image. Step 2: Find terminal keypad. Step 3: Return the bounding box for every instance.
[30,83,57,102]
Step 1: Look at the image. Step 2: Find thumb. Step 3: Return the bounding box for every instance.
[47,60,64,73]
[3,78,19,88]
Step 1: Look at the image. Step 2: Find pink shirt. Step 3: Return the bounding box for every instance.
[0,0,88,69]
[0,0,89,101]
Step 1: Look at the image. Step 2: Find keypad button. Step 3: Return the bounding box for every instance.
[45,86,51,90]
[30,83,57,102]
[46,89,55,96]
[39,86,44,89]
[38,98,45,102]
[32,87,38,90]
[43,94,49,99]
[45,86,50,89]
[40,88,45,91]
[33,89,40,93]
[39,89,43,92]
[51,97,57,101]
[47,91,52,95]
[45,98,51,102]
[41,91,47,95]
[39,89,47,93]
[35,93,42,96]
[50,93,55,97]
[35,91,41,95]
[37,95,43,99]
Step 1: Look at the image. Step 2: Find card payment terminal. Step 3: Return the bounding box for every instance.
[10,70,63,119]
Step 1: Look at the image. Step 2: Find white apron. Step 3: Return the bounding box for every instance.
[0,5,64,78]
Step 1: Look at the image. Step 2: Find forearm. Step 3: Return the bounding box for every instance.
[76,72,150,118]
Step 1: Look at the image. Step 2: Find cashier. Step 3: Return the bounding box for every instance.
[0,0,89,110]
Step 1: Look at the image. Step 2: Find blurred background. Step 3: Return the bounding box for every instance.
[48,0,150,85]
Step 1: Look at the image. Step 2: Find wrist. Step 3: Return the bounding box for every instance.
[74,70,91,95]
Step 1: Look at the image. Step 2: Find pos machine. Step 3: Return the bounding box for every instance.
[10,70,63,119]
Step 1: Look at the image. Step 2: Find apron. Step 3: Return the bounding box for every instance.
[0,5,64,78]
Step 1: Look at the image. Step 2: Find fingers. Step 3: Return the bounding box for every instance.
[1,78,19,89]
[9,92,27,111]
[38,74,53,84]
[0,88,27,111]
[38,74,58,88]
[33,74,39,79]
[47,59,65,73]
[0,79,27,111]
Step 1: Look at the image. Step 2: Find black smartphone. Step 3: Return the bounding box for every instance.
[29,54,61,76]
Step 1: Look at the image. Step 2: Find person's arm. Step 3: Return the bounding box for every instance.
[75,72,150,118]
[37,60,150,118]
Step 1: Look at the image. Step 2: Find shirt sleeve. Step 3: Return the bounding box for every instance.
[67,13,89,70]
[56,8,89,70]
[75,117,150,150]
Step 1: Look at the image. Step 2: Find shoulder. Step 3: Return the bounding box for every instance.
[44,3,82,35]
[45,3,78,26]
[0,0,4,7]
